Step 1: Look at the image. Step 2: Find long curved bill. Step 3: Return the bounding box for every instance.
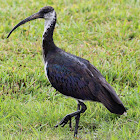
[7,12,41,38]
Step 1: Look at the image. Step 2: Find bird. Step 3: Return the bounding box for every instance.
[7,6,126,136]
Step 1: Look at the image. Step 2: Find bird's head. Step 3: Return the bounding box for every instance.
[7,6,56,38]
[39,6,55,20]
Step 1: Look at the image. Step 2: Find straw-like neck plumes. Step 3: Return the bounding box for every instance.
[43,10,56,41]
[42,10,57,60]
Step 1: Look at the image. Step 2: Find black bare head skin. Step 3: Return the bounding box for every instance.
[39,6,54,14]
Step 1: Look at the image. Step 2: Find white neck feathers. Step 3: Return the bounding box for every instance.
[43,10,56,35]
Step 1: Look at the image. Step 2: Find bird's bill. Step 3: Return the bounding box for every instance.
[7,12,42,38]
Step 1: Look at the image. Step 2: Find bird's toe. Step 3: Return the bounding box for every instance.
[54,114,71,128]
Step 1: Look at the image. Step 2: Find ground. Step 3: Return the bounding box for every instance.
[0,0,140,139]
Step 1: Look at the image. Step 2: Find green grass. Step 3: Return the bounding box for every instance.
[0,0,140,139]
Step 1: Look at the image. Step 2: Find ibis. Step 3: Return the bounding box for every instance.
[7,6,126,136]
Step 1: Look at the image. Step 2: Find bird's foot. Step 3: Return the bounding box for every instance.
[54,114,72,128]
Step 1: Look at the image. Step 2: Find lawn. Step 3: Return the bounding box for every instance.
[0,0,140,139]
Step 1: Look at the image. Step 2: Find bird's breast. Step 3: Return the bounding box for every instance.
[44,61,51,83]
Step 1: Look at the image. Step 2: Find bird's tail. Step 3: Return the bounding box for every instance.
[98,87,126,115]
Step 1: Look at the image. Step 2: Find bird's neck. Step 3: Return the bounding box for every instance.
[42,11,57,60]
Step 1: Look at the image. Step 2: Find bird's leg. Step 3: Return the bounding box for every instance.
[69,102,80,131]
[54,100,87,136]
[54,109,81,128]
[74,101,81,137]
[69,116,72,130]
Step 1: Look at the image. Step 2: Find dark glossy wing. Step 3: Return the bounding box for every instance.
[87,63,123,103]
[64,54,126,114]
[73,55,124,104]
[86,62,126,114]
[46,63,99,101]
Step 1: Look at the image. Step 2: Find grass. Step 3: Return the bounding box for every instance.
[0,0,140,139]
